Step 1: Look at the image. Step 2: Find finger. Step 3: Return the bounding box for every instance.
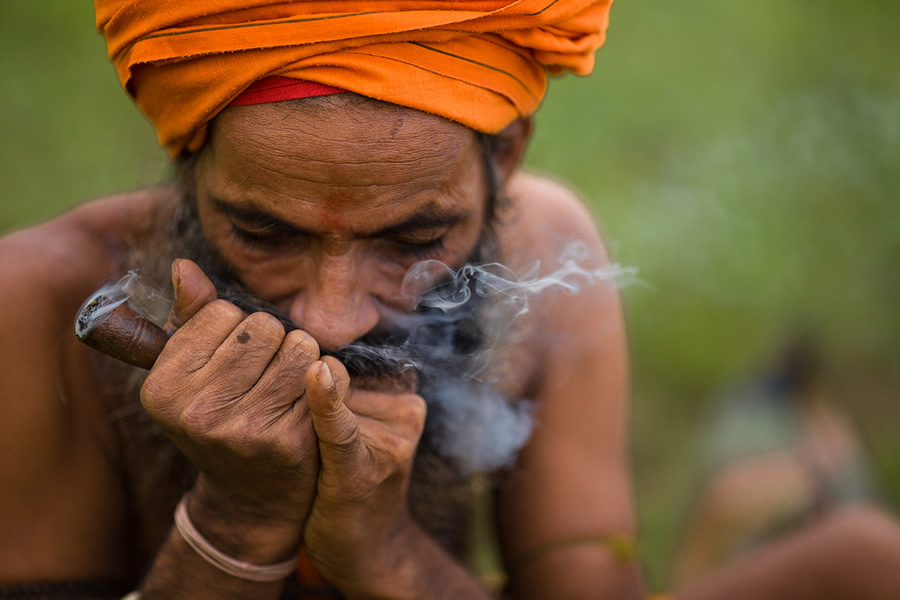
[306,357,360,459]
[204,311,286,394]
[250,329,320,413]
[156,299,246,372]
[341,389,427,453]
[141,299,245,421]
[164,258,218,333]
[342,389,425,426]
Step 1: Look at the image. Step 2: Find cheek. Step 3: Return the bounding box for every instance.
[231,255,312,301]
[193,205,307,298]
[455,217,484,259]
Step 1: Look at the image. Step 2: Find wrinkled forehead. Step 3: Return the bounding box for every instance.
[188,94,489,229]
[204,94,478,170]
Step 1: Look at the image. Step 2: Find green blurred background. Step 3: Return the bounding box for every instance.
[2,1,898,592]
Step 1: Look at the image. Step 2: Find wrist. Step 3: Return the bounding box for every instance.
[187,483,303,565]
[311,517,424,599]
[175,495,299,582]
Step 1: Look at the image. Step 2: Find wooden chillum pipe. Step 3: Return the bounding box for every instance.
[74,294,168,370]
[74,293,420,389]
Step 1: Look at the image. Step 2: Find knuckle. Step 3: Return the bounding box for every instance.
[325,417,361,450]
[245,311,286,338]
[203,299,245,324]
[382,433,418,464]
[223,413,303,462]
[178,400,223,440]
[227,313,285,356]
[259,367,305,399]
[399,394,427,431]
[225,421,264,459]
[140,369,178,410]
[394,436,418,462]
[140,372,164,405]
[286,329,320,361]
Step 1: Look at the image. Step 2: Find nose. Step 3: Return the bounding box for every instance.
[288,252,380,352]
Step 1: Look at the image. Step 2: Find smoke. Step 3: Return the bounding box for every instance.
[74,270,171,337]
[79,242,635,476]
[335,240,637,474]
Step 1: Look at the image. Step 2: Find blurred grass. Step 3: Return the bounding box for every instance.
[2,1,899,592]
[0,2,165,229]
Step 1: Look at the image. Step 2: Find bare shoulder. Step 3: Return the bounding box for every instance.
[498,170,609,271]
[1,188,177,350]
[507,171,601,231]
[491,171,624,395]
[1,187,177,301]
[493,172,636,595]
[0,187,175,582]
[0,188,176,375]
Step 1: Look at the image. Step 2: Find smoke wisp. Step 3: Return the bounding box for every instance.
[81,242,634,475]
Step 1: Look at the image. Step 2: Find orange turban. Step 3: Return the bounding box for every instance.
[94,0,614,157]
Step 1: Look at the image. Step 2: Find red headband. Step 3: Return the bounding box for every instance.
[230,77,346,106]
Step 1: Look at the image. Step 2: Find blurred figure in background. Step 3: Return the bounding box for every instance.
[672,331,878,584]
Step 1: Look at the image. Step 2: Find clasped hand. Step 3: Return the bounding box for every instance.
[140,259,426,581]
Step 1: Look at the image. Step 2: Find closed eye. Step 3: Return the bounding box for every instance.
[227,223,304,252]
[393,234,447,260]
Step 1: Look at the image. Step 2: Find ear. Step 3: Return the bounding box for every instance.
[490,116,534,187]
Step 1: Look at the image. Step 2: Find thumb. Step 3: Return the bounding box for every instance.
[306,357,361,461]
[163,258,218,333]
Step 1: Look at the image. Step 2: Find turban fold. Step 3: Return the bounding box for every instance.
[94,0,614,156]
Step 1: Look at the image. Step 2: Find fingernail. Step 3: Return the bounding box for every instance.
[318,362,334,389]
[171,260,182,297]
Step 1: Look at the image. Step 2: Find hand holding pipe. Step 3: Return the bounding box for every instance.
[74,290,419,389]
[74,293,168,369]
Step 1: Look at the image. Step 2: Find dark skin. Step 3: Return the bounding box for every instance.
[0,98,639,599]
[4,96,900,600]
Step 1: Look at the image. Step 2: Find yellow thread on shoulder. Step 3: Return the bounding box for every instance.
[510,532,638,572]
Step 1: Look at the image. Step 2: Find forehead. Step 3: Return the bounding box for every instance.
[198,97,481,217]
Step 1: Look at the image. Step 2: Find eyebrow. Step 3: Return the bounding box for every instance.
[210,196,468,239]
[212,198,304,235]
[370,205,468,238]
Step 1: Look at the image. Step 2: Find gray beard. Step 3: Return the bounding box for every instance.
[168,194,499,383]
[112,193,507,564]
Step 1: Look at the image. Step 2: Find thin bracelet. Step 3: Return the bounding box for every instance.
[174,495,299,582]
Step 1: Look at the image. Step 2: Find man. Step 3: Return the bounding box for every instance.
[2,2,642,599]
[2,2,900,600]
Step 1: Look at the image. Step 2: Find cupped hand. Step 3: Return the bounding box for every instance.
[301,356,428,590]
[142,259,321,545]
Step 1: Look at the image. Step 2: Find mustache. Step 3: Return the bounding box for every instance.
[173,197,494,383]
[166,194,636,474]
[210,277,485,382]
